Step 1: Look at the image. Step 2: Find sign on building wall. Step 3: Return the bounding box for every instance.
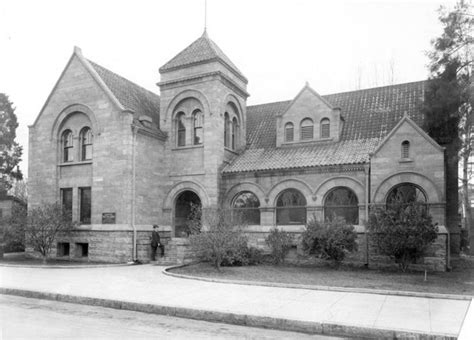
[102,212,116,224]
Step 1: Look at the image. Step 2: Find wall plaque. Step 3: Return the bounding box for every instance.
[102,212,116,224]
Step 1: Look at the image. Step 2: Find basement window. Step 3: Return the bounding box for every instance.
[57,242,70,257]
[75,243,89,257]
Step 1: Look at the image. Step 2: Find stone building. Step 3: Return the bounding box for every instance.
[28,32,451,264]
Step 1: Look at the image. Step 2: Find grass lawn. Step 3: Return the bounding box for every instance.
[171,257,474,296]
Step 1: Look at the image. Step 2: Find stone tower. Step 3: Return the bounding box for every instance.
[157,31,249,233]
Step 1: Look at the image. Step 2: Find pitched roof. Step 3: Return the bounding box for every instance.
[159,31,247,82]
[224,81,427,173]
[224,139,380,173]
[325,81,425,141]
[88,60,161,126]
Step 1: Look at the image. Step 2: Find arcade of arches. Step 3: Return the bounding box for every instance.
[172,182,433,233]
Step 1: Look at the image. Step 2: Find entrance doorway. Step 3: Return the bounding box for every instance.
[174,191,201,237]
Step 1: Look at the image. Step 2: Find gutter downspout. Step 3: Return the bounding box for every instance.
[131,125,138,261]
[365,161,370,267]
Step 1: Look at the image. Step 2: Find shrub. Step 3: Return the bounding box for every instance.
[265,228,293,264]
[189,209,248,271]
[221,244,264,267]
[301,216,358,264]
[187,202,202,235]
[220,235,249,267]
[244,246,264,265]
[367,202,438,272]
[0,204,27,253]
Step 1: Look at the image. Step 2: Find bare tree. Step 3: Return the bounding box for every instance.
[388,56,396,85]
[355,64,364,90]
[27,202,73,263]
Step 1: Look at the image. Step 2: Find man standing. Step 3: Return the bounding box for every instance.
[150,225,164,261]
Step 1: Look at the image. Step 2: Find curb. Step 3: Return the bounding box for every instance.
[163,265,474,301]
[0,287,457,340]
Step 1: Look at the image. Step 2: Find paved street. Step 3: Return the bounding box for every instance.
[0,295,344,339]
[0,264,471,338]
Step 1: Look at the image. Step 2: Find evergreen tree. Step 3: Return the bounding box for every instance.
[0,93,23,193]
[423,0,473,253]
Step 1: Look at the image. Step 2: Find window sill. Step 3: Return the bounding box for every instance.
[399,158,413,163]
[224,147,239,155]
[172,144,204,151]
[276,224,306,227]
[59,160,92,167]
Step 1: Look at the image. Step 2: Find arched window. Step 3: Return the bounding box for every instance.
[300,118,314,140]
[321,118,330,138]
[324,187,359,225]
[193,110,203,145]
[232,191,260,225]
[276,189,306,225]
[224,113,230,148]
[80,127,92,161]
[62,130,73,162]
[176,112,186,147]
[285,122,294,142]
[231,117,238,150]
[386,183,427,212]
[401,140,410,158]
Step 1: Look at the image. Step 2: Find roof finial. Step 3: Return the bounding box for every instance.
[204,0,207,34]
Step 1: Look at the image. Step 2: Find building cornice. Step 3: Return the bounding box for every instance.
[159,57,248,84]
[157,71,250,99]
[222,163,367,178]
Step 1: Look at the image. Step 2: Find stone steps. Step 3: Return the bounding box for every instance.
[150,238,196,266]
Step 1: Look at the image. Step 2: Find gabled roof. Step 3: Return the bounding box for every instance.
[88,60,161,126]
[371,113,444,155]
[31,46,163,132]
[281,82,334,117]
[224,81,429,173]
[159,31,247,82]
[325,81,425,141]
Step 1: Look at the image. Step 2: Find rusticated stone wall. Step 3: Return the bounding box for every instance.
[241,225,448,272]
[47,228,172,263]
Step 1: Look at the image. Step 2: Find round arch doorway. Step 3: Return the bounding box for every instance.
[174,190,201,237]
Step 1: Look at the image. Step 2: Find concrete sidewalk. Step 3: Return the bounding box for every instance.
[0,264,471,339]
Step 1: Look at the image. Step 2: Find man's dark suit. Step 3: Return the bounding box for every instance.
[151,229,164,260]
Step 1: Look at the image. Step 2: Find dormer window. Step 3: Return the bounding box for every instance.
[62,130,73,162]
[321,118,330,138]
[300,118,313,140]
[401,140,410,158]
[285,122,294,142]
[193,110,203,145]
[176,112,186,147]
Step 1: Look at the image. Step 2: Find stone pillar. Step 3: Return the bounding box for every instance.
[260,207,274,226]
[307,206,321,222]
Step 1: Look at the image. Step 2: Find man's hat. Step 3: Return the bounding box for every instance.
[153,224,159,229]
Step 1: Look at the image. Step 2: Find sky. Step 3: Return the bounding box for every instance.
[0,0,459,176]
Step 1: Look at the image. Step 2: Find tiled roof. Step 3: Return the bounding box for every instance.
[224,81,426,173]
[325,81,425,141]
[224,139,380,173]
[159,31,246,81]
[89,60,161,127]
